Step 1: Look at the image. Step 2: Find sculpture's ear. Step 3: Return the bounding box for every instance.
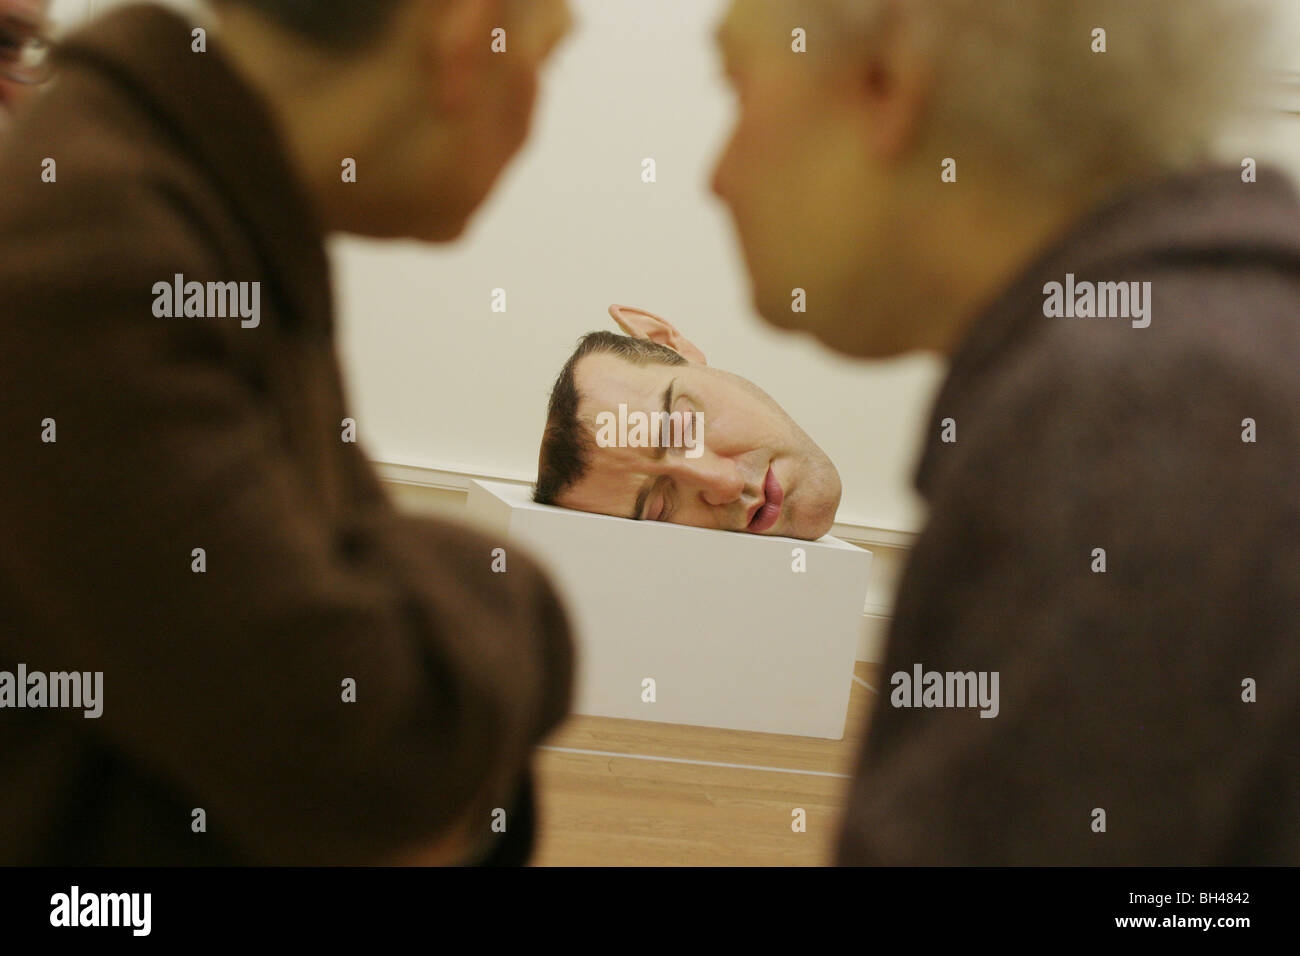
[608,304,708,365]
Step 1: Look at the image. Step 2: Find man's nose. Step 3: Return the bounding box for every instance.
[670,452,744,506]
[709,150,726,201]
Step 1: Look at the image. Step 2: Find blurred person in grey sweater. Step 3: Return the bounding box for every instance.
[711,0,1300,863]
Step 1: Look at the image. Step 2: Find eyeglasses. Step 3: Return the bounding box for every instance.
[0,20,54,85]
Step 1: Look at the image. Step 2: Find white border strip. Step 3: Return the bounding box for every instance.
[372,459,920,549]
[539,745,852,779]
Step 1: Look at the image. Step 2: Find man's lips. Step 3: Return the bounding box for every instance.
[747,466,784,533]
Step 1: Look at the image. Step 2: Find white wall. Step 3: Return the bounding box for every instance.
[331,0,939,535]
[65,0,1300,538]
[69,0,938,535]
[48,0,95,27]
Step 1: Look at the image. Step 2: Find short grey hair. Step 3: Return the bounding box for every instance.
[794,0,1273,189]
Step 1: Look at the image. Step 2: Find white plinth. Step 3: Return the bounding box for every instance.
[466,480,872,739]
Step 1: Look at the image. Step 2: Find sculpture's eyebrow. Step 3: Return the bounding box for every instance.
[630,379,676,520]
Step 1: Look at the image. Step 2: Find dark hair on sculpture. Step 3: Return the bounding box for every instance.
[534,331,688,506]
[209,0,407,52]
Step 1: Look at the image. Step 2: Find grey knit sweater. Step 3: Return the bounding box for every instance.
[838,166,1300,865]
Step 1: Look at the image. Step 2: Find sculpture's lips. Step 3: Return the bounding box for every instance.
[747,466,784,533]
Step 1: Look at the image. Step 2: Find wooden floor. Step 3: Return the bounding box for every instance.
[531,663,880,866]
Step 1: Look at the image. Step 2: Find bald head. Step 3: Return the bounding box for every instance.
[710,0,1272,359]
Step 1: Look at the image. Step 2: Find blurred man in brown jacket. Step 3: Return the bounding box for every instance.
[712,0,1300,863]
[0,0,574,865]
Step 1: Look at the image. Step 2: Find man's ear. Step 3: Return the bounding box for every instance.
[608,304,708,365]
[425,0,498,115]
[855,6,933,162]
